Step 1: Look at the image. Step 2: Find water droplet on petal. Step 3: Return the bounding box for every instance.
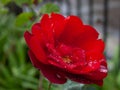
[56,74,61,79]
[64,66,67,68]
[100,66,107,73]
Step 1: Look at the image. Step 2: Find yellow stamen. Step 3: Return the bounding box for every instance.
[63,56,72,64]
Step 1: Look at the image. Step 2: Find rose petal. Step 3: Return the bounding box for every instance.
[83,25,99,40]
[56,43,72,56]
[32,23,41,35]
[40,14,54,45]
[82,57,107,79]
[24,31,46,63]
[24,31,32,46]
[68,61,100,74]
[72,25,99,47]
[59,15,83,45]
[28,50,67,84]
[85,39,105,53]
[29,36,48,64]
[66,72,103,86]
[51,13,65,39]
[40,14,52,30]
[85,65,107,81]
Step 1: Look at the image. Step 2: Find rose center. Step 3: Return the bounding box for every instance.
[63,56,72,64]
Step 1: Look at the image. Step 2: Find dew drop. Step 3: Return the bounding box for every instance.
[56,74,61,79]
[100,69,107,73]
[64,66,67,68]
[88,62,93,67]
[100,66,108,73]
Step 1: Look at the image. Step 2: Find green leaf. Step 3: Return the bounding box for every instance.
[42,78,60,90]
[0,32,7,53]
[8,51,18,68]
[0,77,8,88]
[15,74,38,84]
[21,81,38,89]
[0,0,11,5]
[15,0,33,6]
[0,65,11,82]
[110,46,120,75]
[16,38,26,69]
[117,71,120,88]
[15,12,33,26]
[0,7,8,14]
[40,3,60,14]
[100,73,118,90]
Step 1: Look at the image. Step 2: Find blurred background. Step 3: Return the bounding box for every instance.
[0,0,120,90]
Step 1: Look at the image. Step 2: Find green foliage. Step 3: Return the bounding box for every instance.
[0,4,8,14]
[15,12,33,26]
[0,1,60,90]
[117,71,120,88]
[0,13,39,89]
[40,3,60,14]
[0,0,33,6]
[15,0,33,6]
[95,46,120,90]
[0,0,11,5]
[15,0,42,6]
[42,78,61,90]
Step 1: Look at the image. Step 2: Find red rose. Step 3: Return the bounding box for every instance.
[24,13,107,86]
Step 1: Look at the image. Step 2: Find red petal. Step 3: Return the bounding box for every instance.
[85,39,105,53]
[28,50,67,84]
[75,39,105,59]
[24,31,32,46]
[73,25,99,47]
[51,13,65,38]
[68,61,100,74]
[32,23,41,35]
[40,14,54,44]
[85,41,105,63]
[24,31,47,64]
[82,55,107,81]
[71,48,86,63]
[40,14,52,30]
[56,43,72,56]
[28,50,42,69]
[82,25,98,41]
[85,65,107,81]
[66,72,103,86]
[59,15,83,45]
[29,36,48,64]
[100,57,107,67]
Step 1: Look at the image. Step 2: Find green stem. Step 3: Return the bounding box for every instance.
[48,82,52,90]
[38,74,43,90]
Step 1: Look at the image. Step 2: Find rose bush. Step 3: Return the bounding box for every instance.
[24,13,107,86]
